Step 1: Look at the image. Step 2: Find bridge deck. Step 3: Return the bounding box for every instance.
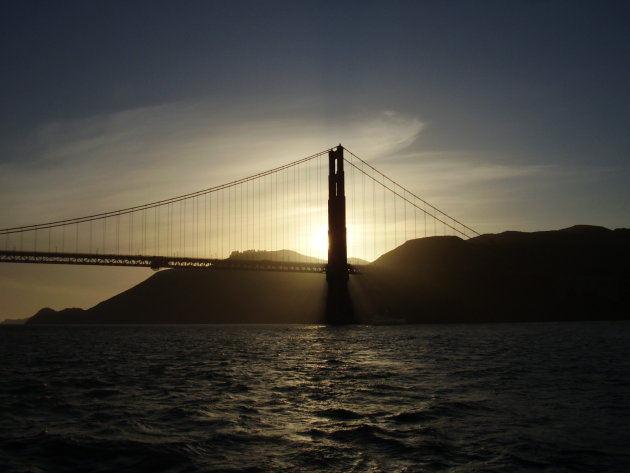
[0,250,361,274]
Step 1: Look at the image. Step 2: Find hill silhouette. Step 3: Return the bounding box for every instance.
[228,249,324,263]
[27,226,630,324]
[228,249,368,266]
[353,225,629,323]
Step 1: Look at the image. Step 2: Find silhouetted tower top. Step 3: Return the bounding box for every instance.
[326,145,353,323]
[327,145,348,281]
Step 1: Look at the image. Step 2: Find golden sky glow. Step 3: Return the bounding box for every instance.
[1,2,629,319]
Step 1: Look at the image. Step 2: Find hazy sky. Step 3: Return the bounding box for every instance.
[1,0,629,318]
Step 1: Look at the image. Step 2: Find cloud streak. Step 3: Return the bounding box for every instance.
[1,99,624,238]
[0,102,424,227]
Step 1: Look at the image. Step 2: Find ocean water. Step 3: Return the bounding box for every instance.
[1,322,629,473]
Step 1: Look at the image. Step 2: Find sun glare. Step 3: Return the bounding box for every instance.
[309,224,359,260]
[309,225,328,259]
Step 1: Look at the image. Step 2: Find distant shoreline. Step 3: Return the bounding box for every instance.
[22,225,630,325]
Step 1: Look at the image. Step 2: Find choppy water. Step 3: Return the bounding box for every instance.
[1,322,629,473]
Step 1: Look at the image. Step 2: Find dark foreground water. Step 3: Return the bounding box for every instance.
[1,322,629,473]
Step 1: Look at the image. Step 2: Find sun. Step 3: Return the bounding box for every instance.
[309,225,328,259]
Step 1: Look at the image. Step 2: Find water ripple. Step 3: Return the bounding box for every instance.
[1,322,629,472]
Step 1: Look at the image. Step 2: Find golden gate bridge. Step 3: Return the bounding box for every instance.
[0,145,479,322]
[0,145,478,272]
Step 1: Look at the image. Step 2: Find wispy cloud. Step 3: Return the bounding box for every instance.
[4,100,620,236]
[340,111,424,158]
[0,103,424,226]
[396,151,555,186]
[361,149,626,234]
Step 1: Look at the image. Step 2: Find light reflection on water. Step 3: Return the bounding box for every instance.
[1,322,629,472]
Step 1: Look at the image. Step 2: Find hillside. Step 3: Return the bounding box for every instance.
[27,226,630,324]
[355,225,630,323]
[28,270,327,324]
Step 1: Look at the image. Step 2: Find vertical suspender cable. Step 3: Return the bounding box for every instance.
[373,172,376,261]
[403,189,407,243]
[156,206,159,255]
[362,160,366,259]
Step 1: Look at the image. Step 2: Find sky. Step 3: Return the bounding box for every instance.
[1,0,629,318]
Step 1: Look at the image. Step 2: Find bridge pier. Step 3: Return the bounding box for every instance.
[326,145,354,323]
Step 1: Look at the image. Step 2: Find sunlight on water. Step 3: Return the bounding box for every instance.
[1,322,629,473]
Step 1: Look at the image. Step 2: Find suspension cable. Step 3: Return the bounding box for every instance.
[1,148,331,234]
[344,147,479,237]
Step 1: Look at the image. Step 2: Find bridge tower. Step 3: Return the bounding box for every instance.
[326,145,353,323]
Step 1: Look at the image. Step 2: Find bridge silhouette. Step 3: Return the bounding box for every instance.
[0,145,478,321]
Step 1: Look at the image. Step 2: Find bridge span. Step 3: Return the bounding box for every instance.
[1,145,477,322]
[0,250,363,274]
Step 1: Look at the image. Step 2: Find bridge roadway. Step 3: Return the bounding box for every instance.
[0,250,361,274]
